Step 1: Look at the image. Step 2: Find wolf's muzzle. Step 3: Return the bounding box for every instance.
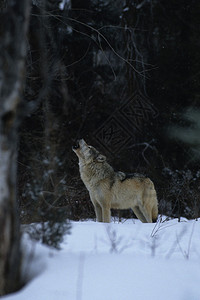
[72,140,80,150]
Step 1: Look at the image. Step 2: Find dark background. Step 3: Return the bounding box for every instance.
[18,0,200,223]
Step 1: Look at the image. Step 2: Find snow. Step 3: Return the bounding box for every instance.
[2,217,200,300]
[59,0,71,10]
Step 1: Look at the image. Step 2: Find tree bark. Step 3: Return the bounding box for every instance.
[0,0,31,295]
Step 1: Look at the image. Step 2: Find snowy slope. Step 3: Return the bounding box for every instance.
[2,218,200,300]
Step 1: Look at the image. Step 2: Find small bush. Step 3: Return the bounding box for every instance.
[159,168,200,219]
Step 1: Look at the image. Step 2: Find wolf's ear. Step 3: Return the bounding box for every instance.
[96,154,106,163]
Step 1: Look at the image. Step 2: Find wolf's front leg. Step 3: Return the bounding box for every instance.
[94,202,103,222]
[90,193,103,222]
[102,207,111,223]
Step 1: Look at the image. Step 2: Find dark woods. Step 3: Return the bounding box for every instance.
[19,0,200,223]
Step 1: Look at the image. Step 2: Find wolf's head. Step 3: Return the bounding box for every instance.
[72,139,106,164]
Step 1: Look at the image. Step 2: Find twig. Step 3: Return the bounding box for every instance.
[32,9,146,77]
[128,139,157,165]
[176,221,196,260]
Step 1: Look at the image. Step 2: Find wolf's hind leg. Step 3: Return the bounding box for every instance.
[139,205,152,223]
[152,204,158,223]
[132,206,148,223]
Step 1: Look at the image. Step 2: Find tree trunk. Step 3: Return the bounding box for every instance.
[0,0,31,295]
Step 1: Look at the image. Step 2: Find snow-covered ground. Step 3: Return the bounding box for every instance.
[2,217,200,300]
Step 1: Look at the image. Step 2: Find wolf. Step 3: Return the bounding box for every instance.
[73,139,158,223]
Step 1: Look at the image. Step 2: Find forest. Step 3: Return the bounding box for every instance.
[0,0,200,295]
[18,0,200,223]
